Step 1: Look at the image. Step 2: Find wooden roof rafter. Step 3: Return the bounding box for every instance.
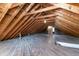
[7,4,41,39]
[53,3,79,15]
[22,4,45,35]
[35,14,57,19]
[0,4,12,22]
[10,3,24,9]
[24,6,59,16]
[0,3,57,40]
[22,13,41,35]
[0,3,35,40]
[0,4,25,38]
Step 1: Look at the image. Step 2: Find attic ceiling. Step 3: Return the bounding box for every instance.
[0,3,79,40]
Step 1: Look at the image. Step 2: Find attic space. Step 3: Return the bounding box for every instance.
[0,3,79,56]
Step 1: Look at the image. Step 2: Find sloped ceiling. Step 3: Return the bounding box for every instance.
[0,3,79,40]
[0,3,58,40]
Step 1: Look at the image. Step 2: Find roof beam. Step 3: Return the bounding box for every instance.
[0,3,35,40]
[0,4,25,38]
[22,13,41,32]
[0,4,12,22]
[53,3,79,14]
[26,22,44,34]
[11,14,39,38]
[22,13,41,34]
[35,14,56,19]
[10,3,23,9]
[8,4,40,39]
[25,6,59,16]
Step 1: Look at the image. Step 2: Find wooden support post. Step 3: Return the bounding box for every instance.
[19,33,22,40]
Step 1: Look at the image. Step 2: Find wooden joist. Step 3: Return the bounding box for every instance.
[8,4,40,39]
[55,9,79,21]
[9,4,40,39]
[53,3,79,14]
[1,3,79,40]
[5,4,40,39]
[56,11,79,24]
[22,13,41,35]
[26,22,44,34]
[34,14,56,19]
[10,3,23,9]
[0,4,25,38]
[10,14,38,39]
[0,4,12,22]
[0,3,35,40]
[25,6,59,16]
[22,14,42,34]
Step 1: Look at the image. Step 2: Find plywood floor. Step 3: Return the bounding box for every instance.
[0,33,79,56]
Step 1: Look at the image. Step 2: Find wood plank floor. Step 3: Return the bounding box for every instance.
[0,33,79,56]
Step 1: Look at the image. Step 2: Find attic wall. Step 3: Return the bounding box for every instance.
[55,8,79,37]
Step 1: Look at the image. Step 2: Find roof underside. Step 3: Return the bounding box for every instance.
[0,3,79,40]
